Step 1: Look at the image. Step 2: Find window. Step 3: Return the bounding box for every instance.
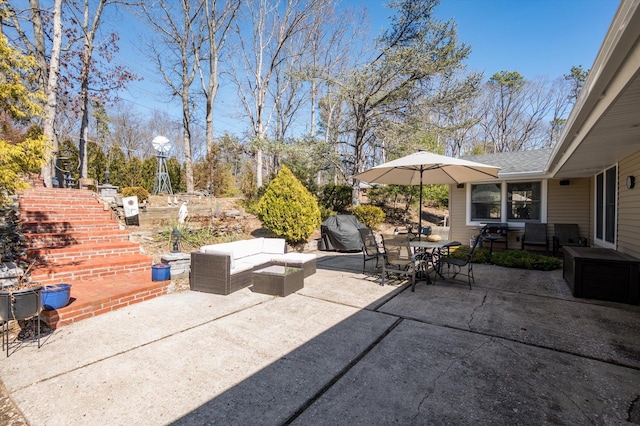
[471,183,501,220]
[469,181,546,224]
[595,166,616,245]
[507,182,541,220]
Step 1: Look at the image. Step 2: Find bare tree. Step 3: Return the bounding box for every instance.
[230,0,333,188]
[193,0,241,157]
[479,71,557,152]
[108,101,146,159]
[75,0,108,179]
[331,0,477,204]
[141,0,203,193]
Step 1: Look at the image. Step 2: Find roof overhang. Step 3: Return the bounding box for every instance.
[548,0,640,178]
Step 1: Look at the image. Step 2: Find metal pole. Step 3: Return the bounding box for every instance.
[418,169,423,242]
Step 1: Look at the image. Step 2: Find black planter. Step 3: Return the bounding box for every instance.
[1,286,42,357]
[0,286,42,321]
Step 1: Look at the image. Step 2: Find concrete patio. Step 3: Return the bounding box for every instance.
[1,251,639,425]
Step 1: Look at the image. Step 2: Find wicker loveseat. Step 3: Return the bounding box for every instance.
[190,238,316,295]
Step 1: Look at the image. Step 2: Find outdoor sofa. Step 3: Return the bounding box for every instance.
[190,237,316,295]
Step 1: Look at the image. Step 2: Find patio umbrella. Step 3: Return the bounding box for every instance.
[354,151,500,240]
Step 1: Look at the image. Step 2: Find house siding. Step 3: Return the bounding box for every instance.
[617,149,640,258]
[450,184,476,245]
[450,178,594,250]
[547,178,592,246]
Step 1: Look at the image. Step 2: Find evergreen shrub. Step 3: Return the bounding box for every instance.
[256,165,321,244]
[449,247,561,270]
[491,250,561,270]
[122,186,150,203]
[352,204,386,229]
[319,184,352,213]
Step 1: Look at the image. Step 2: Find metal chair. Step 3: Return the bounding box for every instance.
[521,223,549,255]
[437,235,481,289]
[380,235,419,287]
[480,223,509,256]
[358,228,385,274]
[552,224,584,256]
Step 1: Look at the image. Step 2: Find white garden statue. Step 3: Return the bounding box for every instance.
[178,201,188,223]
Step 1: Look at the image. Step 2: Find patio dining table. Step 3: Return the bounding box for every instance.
[409,240,460,283]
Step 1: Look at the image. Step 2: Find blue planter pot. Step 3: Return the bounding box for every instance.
[41,284,71,311]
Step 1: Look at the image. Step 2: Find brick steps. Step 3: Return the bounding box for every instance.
[23,221,121,234]
[28,241,143,263]
[30,253,153,284]
[21,211,113,221]
[17,187,170,329]
[24,229,131,249]
[40,272,168,329]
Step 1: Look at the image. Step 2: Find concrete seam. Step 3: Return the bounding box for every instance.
[400,314,640,372]
[8,298,275,392]
[282,317,404,425]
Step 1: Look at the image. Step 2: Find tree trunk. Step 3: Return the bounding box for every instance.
[33,0,62,187]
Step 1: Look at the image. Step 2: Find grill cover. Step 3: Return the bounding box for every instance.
[318,215,366,252]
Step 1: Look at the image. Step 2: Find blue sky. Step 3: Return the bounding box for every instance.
[367,0,620,79]
[116,0,620,136]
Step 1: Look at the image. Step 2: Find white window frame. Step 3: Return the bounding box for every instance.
[466,180,548,228]
[593,165,617,249]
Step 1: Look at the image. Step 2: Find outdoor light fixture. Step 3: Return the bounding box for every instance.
[171,227,182,253]
[626,175,635,189]
[64,171,74,188]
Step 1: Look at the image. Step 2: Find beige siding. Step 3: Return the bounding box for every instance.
[450,184,477,245]
[617,149,640,258]
[450,179,594,249]
[547,178,592,245]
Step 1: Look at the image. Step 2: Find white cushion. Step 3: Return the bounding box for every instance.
[262,238,286,254]
[272,253,316,264]
[200,247,234,269]
[241,253,273,268]
[230,261,254,275]
[230,238,263,259]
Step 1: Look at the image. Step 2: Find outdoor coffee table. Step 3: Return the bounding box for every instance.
[252,265,304,296]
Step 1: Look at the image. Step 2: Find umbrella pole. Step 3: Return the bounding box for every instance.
[418,169,423,242]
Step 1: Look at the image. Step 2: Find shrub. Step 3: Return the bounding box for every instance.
[449,247,561,270]
[121,186,150,203]
[319,205,336,222]
[319,184,352,213]
[256,165,321,244]
[491,250,561,270]
[422,184,449,208]
[352,204,386,229]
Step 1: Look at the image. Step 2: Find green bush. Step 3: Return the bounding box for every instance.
[449,247,561,270]
[121,186,150,203]
[319,205,336,222]
[256,165,321,244]
[352,204,386,229]
[422,184,449,208]
[491,250,561,270]
[319,184,352,213]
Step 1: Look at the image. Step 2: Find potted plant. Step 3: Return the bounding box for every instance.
[1,207,43,354]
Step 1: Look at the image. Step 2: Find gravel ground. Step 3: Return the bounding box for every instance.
[0,380,27,426]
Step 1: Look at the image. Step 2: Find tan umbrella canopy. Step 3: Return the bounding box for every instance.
[354,151,500,239]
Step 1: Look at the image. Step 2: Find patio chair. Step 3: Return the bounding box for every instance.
[552,224,585,256]
[380,235,419,287]
[521,223,549,255]
[480,223,509,255]
[437,234,481,289]
[359,227,385,274]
